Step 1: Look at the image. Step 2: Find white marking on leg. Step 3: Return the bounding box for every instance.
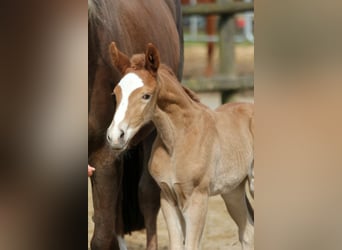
[117,235,127,250]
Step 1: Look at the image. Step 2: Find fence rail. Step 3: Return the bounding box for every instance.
[183,75,254,92]
[182,2,254,16]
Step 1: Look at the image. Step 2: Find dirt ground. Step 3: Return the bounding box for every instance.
[88,44,254,249]
[88,180,240,250]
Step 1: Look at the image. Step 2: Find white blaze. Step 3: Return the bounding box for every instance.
[107,73,143,145]
[114,73,144,125]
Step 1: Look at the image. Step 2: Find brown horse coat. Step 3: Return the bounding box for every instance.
[107,43,254,250]
[88,0,183,249]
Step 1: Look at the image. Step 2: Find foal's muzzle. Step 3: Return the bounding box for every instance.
[106,127,127,150]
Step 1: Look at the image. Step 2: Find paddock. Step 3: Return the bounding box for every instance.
[88,43,253,249]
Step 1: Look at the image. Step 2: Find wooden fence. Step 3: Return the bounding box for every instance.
[181,1,254,93]
[182,2,253,16]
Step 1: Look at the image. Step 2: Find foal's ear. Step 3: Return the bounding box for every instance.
[145,43,160,76]
[109,42,131,74]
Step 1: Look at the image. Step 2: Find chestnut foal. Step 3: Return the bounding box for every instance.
[107,42,254,250]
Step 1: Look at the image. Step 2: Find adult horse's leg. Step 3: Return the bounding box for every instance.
[221,180,254,250]
[138,167,160,250]
[139,130,160,250]
[90,145,123,250]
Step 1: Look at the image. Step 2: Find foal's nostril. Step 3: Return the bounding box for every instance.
[107,134,111,142]
[119,129,125,139]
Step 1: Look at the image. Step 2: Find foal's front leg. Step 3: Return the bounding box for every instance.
[160,192,185,250]
[183,190,209,250]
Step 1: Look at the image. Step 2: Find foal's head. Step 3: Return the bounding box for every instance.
[106,42,160,150]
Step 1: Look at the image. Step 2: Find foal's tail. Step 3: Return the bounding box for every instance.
[245,105,254,222]
[245,159,254,223]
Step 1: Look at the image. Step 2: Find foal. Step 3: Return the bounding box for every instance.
[107,42,254,250]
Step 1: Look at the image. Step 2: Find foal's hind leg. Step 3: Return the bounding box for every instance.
[221,181,254,250]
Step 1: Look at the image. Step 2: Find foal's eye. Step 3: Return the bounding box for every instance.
[142,94,151,100]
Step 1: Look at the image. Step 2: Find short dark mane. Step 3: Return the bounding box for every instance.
[181,85,201,103]
[130,54,145,70]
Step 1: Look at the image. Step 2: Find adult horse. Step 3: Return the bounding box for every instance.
[107,43,254,249]
[88,0,183,249]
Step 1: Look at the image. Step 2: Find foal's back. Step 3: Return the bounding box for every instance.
[214,102,254,150]
[215,102,254,130]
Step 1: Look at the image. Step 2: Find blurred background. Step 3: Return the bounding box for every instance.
[88,1,254,249]
[180,0,254,109]
[2,0,342,250]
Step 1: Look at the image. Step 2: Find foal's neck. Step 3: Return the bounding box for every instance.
[152,66,200,152]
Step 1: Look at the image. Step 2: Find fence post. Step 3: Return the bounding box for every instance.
[218,0,236,77]
[244,0,254,43]
[189,0,198,40]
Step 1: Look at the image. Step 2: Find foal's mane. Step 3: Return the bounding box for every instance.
[130,54,200,103]
[130,54,146,70]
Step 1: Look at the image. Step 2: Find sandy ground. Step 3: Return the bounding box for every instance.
[88,44,254,249]
[88,180,240,250]
[183,44,254,78]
